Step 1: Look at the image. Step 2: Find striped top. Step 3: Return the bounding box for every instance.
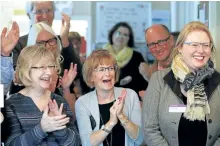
[4,92,80,146]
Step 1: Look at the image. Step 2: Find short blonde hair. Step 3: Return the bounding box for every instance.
[83,49,120,88]
[172,21,216,60]
[16,45,60,86]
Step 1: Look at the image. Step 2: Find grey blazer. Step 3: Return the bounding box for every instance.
[75,87,143,146]
[143,68,220,146]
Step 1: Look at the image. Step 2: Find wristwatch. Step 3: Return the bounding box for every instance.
[101,125,111,134]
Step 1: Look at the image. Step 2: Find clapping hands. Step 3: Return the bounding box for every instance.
[60,63,77,90]
[109,89,127,125]
[40,99,69,133]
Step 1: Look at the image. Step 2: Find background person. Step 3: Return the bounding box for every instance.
[104,22,148,98]
[138,24,175,99]
[75,49,143,146]
[68,31,91,98]
[143,21,220,146]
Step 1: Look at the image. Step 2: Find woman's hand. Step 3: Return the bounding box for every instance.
[116,89,127,117]
[48,99,64,116]
[1,21,19,56]
[41,106,70,133]
[60,13,70,47]
[109,101,119,126]
[61,63,77,90]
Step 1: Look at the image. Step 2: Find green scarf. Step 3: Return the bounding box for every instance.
[105,44,133,68]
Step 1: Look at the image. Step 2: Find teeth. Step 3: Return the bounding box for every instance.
[194,56,204,60]
[41,77,50,81]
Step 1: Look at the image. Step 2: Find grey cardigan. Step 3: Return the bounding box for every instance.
[143,68,220,146]
[75,87,143,146]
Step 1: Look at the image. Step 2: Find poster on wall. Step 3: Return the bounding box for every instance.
[152,10,170,31]
[96,2,152,43]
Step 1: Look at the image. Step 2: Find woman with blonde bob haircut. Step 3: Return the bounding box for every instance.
[17,45,60,87]
[143,21,220,146]
[5,45,80,146]
[76,49,143,146]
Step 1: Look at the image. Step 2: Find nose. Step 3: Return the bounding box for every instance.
[154,44,162,51]
[44,67,53,74]
[104,69,110,75]
[41,12,48,18]
[196,45,205,52]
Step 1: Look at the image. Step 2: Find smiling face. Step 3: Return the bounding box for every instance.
[179,30,212,71]
[31,1,54,26]
[91,64,116,93]
[146,25,174,61]
[30,58,56,90]
[36,29,57,54]
[112,26,130,49]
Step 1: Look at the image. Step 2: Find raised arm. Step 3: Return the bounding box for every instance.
[1,21,19,95]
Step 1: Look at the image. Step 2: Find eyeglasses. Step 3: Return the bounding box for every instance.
[37,37,57,47]
[31,65,57,71]
[114,31,129,38]
[32,9,53,15]
[147,35,170,49]
[183,42,213,50]
[94,66,115,72]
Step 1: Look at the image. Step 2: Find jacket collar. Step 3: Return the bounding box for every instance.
[163,70,220,101]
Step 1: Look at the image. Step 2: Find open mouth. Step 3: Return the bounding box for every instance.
[40,76,51,82]
[103,79,111,84]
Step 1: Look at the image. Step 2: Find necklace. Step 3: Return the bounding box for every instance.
[100,113,112,146]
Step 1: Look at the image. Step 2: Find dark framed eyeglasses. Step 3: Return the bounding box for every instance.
[32,9,53,15]
[37,37,57,47]
[147,35,171,49]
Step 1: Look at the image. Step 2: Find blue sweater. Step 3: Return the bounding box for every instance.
[4,92,80,146]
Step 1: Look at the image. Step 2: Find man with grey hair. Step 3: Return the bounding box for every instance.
[13,1,73,68]
[8,1,82,93]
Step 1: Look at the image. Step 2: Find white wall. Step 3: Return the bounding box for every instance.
[209,2,220,71]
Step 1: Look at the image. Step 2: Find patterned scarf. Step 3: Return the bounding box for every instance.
[105,43,133,68]
[171,54,214,121]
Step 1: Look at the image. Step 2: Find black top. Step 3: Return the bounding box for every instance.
[178,94,207,146]
[99,101,125,146]
[114,51,148,99]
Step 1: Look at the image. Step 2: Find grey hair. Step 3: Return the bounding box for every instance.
[25,1,55,14]
[25,1,55,25]
[27,22,62,54]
